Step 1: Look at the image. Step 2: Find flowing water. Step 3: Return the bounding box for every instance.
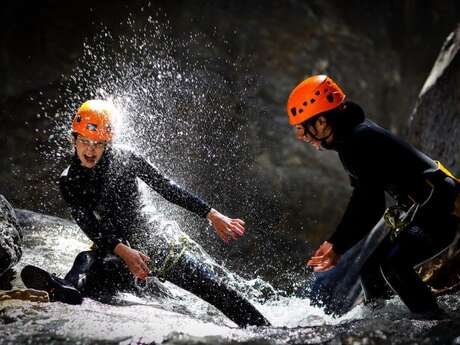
[5,12,460,345]
[3,209,460,345]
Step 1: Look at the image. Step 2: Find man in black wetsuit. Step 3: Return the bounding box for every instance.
[286,75,459,318]
[21,99,269,328]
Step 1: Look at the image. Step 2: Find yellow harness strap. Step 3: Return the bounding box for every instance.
[435,160,460,218]
[435,160,460,183]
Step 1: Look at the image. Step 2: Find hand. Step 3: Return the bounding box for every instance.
[114,243,151,280]
[307,241,340,272]
[207,208,245,243]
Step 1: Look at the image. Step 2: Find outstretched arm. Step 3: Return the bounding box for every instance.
[135,154,211,217]
[135,154,245,242]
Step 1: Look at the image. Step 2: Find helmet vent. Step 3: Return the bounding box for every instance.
[86,123,98,131]
[326,93,334,103]
[315,91,320,96]
[310,99,316,104]
[290,107,297,116]
[302,102,307,106]
[299,109,304,113]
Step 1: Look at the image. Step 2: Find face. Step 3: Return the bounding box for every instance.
[295,116,332,150]
[74,135,107,168]
[295,124,322,150]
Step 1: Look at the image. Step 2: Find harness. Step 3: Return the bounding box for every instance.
[155,233,191,282]
[383,161,460,241]
[134,233,191,291]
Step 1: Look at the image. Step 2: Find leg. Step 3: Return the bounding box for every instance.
[65,250,135,300]
[379,219,457,314]
[165,252,270,327]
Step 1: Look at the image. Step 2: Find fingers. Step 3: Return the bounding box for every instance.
[307,254,337,272]
[307,254,325,266]
[131,253,151,279]
[139,259,151,274]
[313,262,336,272]
[314,266,331,272]
[230,230,238,240]
[215,225,241,242]
[133,263,150,280]
[217,228,229,243]
[234,218,245,226]
[228,224,241,240]
[139,252,151,262]
[135,269,148,280]
[307,254,326,266]
[231,221,245,235]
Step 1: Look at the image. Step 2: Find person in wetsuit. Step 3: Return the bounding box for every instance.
[286,75,459,318]
[21,99,269,328]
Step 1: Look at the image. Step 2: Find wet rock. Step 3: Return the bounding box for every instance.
[0,288,49,303]
[407,23,460,170]
[0,194,22,284]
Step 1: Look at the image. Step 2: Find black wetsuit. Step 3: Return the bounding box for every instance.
[326,105,458,313]
[59,147,269,327]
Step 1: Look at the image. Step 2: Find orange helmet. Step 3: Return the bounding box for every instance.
[287,75,346,125]
[72,100,115,141]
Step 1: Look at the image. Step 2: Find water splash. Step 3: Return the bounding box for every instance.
[31,9,291,322]
[37,11,262,261]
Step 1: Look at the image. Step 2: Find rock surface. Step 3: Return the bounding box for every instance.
[0,288,49,303]
[407,23,460,171]
[0,194,22,286]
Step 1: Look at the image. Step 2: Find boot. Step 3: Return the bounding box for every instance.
[20,265,83,305]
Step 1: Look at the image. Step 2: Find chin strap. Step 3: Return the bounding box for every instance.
[304,126,333,148]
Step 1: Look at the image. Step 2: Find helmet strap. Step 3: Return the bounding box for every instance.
[303,118,333,144]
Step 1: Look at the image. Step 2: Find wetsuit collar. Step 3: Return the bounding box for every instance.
[322,105,365,151]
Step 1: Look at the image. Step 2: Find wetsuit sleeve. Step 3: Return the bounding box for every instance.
[133,154,212,218]
[328,178,385,255]
[69,206,123,252]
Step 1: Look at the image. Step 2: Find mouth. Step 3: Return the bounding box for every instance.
[84,154,97,164]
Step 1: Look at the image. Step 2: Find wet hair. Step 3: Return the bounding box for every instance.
[301,101,365,137]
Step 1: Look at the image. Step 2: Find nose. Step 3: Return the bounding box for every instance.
[295,127,305,140]
[85,144,97,153]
